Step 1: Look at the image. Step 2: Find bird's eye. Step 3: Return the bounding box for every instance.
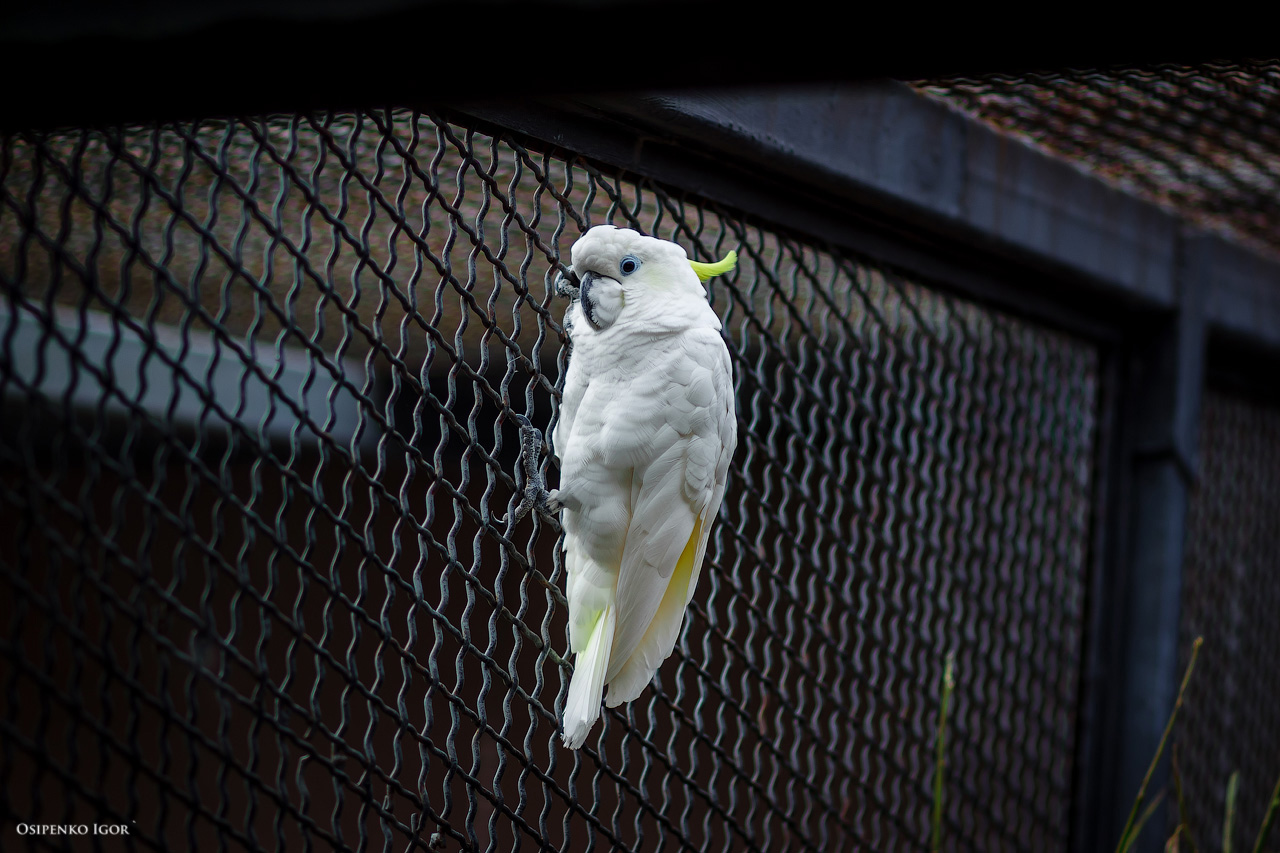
[619,255,641,276]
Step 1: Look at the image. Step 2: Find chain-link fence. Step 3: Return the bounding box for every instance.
[1176,387,1280,852]
[1,110,1101,851]
[915,63,1280,853]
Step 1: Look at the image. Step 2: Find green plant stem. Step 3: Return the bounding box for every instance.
[1115,635,1204,853]
[1125,790,1168,853]
[1172,746,1199,853]
[1225,771,1241,853]
[1250,771,1279,853]
[931,653,955,853]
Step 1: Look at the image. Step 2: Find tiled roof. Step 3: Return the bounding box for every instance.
[913,60,1280,259]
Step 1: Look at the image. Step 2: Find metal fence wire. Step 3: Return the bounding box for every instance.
[0,110,1100,852]
[1176,388,1280,853]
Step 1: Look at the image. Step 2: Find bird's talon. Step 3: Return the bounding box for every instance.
[502,412,562,525]
[555,269,581,299]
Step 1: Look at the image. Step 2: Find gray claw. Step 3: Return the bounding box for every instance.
[503,413,561,524]
[555,269,581,300]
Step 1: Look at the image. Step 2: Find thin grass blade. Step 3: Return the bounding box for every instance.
[1173,746,1200,853]
[1225,771,1241,853]
[1115,636,1204,853]
[1250,770,1280,853]
[931,652,956,853]
[1122,790,1170,853]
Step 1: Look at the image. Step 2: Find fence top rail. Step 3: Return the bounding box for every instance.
[505,85,1280,357]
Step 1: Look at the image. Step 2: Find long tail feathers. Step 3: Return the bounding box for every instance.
[605,517,703,708]
[562,604,616,749]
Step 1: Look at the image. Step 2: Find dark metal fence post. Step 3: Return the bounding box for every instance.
[1085,232,1209,852]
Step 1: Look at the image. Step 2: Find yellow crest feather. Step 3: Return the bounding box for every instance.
[688,250,738,282]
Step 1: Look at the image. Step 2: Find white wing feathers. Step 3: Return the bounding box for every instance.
[558,328,734,744]
[605,443,698,685]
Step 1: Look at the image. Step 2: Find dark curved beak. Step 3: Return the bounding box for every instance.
[578,271,601,328]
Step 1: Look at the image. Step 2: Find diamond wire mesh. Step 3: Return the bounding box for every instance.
[0,110,1099,852]
[912,60,1280,260]
[1176,388,1280,853]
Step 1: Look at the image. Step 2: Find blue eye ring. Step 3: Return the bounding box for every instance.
[619,255,641,276]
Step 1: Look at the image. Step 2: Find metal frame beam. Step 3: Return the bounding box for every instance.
[1074,234,1210,852]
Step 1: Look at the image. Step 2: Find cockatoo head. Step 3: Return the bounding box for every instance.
[558,225,736,332]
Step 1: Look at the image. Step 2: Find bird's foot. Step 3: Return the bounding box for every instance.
[503,414,561,524]
[554,268,581,300]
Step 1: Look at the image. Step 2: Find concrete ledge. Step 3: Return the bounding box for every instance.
[1200,234,1280,351]
[0,302,374,452]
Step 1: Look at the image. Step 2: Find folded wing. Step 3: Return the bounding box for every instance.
[603,331,736,705]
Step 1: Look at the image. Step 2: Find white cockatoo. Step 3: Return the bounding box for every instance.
[510,224,738,749]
